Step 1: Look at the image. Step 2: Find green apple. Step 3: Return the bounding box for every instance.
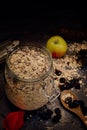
[46,35,68,58]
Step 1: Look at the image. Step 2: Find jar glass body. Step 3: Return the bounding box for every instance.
[4,44,59,110]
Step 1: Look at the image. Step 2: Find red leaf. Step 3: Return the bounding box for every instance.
[3,111,24,130]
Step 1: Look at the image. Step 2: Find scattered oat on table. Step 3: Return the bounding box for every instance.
[53,41,87,90]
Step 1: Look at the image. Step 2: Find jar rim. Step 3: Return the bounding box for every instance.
[6,44,53,83]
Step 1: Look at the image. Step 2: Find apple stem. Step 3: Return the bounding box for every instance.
[54,40,59,44]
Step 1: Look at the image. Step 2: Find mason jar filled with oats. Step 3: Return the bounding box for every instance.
[4,44,60,110]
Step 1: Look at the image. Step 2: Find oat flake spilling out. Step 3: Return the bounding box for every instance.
[53,41,87,85]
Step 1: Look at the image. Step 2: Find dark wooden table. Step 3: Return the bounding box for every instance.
[0,32,87,130]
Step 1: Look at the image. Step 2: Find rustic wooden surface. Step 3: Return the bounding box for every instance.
[0,37,87,130]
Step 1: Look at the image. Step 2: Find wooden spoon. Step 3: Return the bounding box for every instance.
[60,90,87,127]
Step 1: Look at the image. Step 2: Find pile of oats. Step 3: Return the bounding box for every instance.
[8,46,50,79]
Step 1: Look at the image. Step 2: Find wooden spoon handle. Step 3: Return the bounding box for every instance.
[77,112,87,127]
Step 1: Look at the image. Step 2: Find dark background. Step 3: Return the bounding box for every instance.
[0,1,87,41]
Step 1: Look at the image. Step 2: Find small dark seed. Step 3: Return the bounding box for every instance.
[46,109,53,116]
[72,100,80,107]
[65,82,73,89]
[74,83,80,89]
[65,97,72,104]
[70,79,76,86]
[55,69,62,76]
[68,101,74,108]
[59,83,71,91]
[59,84,65,91]
[52,115,61,123]
[39,109,53,120]
[54,108,61,115]
[68,100,80,108]
[59,77,66,83]
[69,78,80,89]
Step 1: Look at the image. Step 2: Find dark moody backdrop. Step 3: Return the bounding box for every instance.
[0,1,87,41]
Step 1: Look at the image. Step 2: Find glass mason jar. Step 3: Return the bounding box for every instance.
[4,44,60,110]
